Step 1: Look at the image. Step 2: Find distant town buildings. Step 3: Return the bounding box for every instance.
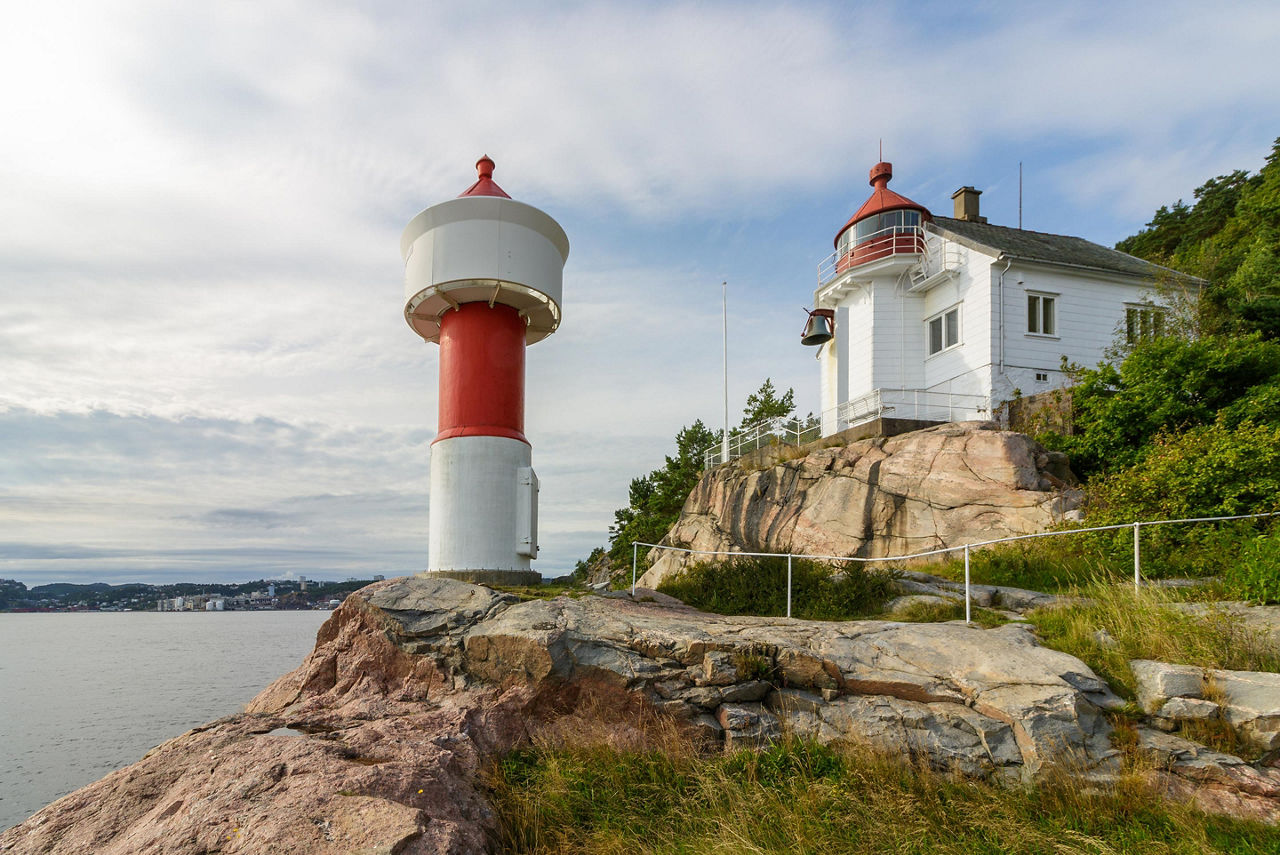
[154,581,336,612]
[0,575,373,612]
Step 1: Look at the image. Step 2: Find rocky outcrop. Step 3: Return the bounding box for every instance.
[1138,728,1280,824]
[640,422,1080,588]
[1132,659,1280,753]
[2,576,1275,853]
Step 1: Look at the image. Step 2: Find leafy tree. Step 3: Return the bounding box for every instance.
[1116,170,1254,263]
[571,546,605,583]
[581,380,801,581]
[1116,138,1280,338]
[738,378,795,429]
[603,419,718,570]
[1043,334,1280,477]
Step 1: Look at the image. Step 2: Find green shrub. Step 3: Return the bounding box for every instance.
[1048,334,1280,478]
[1089,420,1280,522]
[1222,534,1280,604]
[656,555,896,620]
[1066,518,1272,581]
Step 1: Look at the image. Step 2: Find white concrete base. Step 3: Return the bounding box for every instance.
[428,435,537,574]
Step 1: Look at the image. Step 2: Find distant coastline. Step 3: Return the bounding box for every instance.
[0,575,388,613]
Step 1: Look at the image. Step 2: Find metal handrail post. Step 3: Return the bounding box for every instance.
[778,558,788,616]
[1133,522,1141,592]
[629,510,1280,611]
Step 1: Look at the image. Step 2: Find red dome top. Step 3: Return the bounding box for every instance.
[833,161,931,247]
[458,154,511,199]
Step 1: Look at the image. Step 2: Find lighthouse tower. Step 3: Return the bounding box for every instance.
[401,156,570,584]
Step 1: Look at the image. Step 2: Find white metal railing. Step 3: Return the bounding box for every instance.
[910,240,962,289]
[827,388,990,435]
[630,510,1280,623]
[879,389,988,423]
[704,391,992,468]
[836,389,883,426]
[703,415,822,469]
[817,225,925,285]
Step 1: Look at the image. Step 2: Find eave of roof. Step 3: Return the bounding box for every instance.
[928,216,1201,283]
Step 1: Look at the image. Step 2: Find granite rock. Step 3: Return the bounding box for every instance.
[640,423,1081,587]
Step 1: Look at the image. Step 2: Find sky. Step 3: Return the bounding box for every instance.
[2,0,1278,586]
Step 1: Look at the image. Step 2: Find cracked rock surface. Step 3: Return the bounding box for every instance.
[1132,659,1280,752]
[2,575,1273,853]
[640,422,1081,587]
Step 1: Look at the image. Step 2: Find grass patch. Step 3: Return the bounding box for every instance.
[891,599,1010,628]
[492,583,586,601]
[656,556,897,620]
[1027,580,1280,699]
[488,737,1280,854]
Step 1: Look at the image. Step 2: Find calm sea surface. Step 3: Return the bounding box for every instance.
[0,610,330,831]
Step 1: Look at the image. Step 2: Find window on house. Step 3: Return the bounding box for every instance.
[1027,293,1056,335]
[1125,305,1167,343]
[928,306,960,355]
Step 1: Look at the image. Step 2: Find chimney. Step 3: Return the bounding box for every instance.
[951,186,987,223]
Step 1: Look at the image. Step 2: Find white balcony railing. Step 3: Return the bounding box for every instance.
[817,225,925,286]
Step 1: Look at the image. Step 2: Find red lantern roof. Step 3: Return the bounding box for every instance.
[458,154,511,199]
[833,161,931,247]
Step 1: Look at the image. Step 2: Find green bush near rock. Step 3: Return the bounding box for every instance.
[1221,533,1280,605]
[938,537,1111,592]
[655,555,897,620]
[930,518,1279,604]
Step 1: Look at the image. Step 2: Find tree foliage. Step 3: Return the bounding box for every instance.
[603,419,717,570]
[1088,420,1280,521]
[581,380,800,581]
[1036,143,1280,577]
[738,378,795,429]
[1045,334,1280,477]
[1116,138,1280,339]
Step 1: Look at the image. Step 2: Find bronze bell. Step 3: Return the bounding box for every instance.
[801,309,835,346]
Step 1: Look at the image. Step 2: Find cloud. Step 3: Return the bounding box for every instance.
[2,0,1278,585]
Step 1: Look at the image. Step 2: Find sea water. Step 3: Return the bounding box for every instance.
[0,610,330,831]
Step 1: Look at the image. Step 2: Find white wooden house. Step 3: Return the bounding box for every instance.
[807,161,1185,436]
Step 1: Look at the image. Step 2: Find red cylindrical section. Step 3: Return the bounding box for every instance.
[435,302,527,444]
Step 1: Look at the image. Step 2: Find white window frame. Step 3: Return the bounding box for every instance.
[1026,291,1059,338]
[926,305,961,356]
[1125,303,1167,344]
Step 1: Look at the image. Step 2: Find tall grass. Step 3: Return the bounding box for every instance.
[488,737,1280,854]
[1027,580,1280,699]
[656,556,896,620]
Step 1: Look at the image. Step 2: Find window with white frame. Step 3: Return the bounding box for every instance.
[1125,304,1166,343]
[927,306,960,355]
[1027,292,1057,336]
